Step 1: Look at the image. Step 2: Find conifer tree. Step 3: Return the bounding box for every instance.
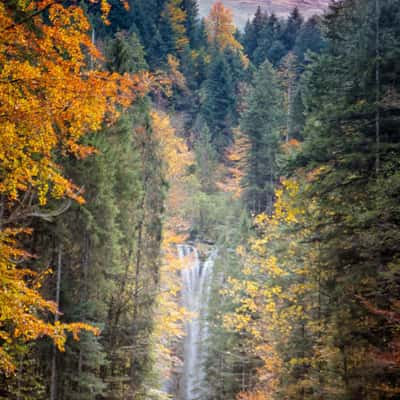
[201,53,235,152]
[282,7,303,50]
[194,125,219,193]
[182,0,199,47]
[241,60,283,214]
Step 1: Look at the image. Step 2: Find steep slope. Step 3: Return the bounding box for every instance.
[199,0,330,28]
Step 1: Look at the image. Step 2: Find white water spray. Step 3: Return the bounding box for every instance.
[178,245,217,400]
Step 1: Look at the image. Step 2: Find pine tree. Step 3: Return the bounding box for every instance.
[293,16,324,64]
[201,53,235,152]
[242,7,268,60]
[160,0,189,55]
[194,124,219,193]
[282,7,303,50]
[284,0,400,397]
[182,0,199,47]
[240,60,283,214]
[252,13,285,66]
[107,32,148,74]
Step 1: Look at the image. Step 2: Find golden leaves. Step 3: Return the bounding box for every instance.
[0,0,148,373]
[149,111,194,381]
[0,229,99,374]
[163,0,189,52]
[151,110,193,181]
[0,1,148,207]
[221,177,320,397]
[217,129,250,198]
[205,1,243,51]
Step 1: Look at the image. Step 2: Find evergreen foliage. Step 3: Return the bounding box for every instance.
[3,1,400,400]
[201,52,235,152]
[241,61,283,214]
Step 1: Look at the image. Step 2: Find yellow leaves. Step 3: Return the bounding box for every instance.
[0,0,149,374]
[0,1,148,208]
[151,110,193,180]
[167,54,188,93]
[0,229,98,373]
[100,0,112,24]
[151,109,194,235]
[245,280,259,297]
[37,183,49,206]
[264,256,286,277]
[149,111,195,380]
[220,176,323,397]
[151,233,190,380]
[237,391,270,400]
[273,178,302,223]
[163,0,189,52]
[205,1,243,51]
[217,129,250,198]
[0,347,15,376]
[223,312,252,333]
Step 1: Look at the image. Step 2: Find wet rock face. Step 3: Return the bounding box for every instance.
[198,0,330,29]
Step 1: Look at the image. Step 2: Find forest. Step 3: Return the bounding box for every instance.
[0,0,400,399]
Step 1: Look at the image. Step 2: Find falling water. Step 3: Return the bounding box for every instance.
[178,244,217,400]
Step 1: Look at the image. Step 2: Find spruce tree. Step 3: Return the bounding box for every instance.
[201,53,235,152]
[241,60,283,214]
[282,7,303,50]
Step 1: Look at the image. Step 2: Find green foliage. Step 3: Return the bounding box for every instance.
[5,1,400,400]
[200,52,235,152]
[243,7,324,67]
[182,0,199,47]
[204,202,256,400]
[241,60,284,214]
[224,1,400,399]
[0,344,45,400]
[107,31,148,73]
[194,124,219,193]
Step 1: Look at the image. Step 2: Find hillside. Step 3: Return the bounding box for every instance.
[198,0,331,28]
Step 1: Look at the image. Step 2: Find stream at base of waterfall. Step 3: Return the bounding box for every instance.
[177,245,217,400]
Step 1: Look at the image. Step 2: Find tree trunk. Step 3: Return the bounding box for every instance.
[375,0,381,175]
[50,244,62,400]
[287,78,293,142]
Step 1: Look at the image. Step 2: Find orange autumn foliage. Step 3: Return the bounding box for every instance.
[205,1,242,51]
[0,0,150,208]
[163,0,189,52]
[0,0,149,373]
[151,110,193,232]
[237,391,269,400]
[150,111,193,380]
[224,179,311,398]
[0,228,99,374]
[217,128,250,198]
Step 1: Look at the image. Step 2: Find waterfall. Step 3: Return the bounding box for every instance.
[178,244,217,400]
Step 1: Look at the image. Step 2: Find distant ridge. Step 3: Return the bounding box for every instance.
[198,0,331,29]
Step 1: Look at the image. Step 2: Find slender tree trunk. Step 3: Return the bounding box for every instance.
[342,345,350,397]
[0,195,4,228]
[132,219,143,341]
[317,264,323,400]
[16,353,22,400]
[90,28,95,70]
[50,244,62,400]
[287,79,293,142]
[77,234,89,389]
[269,147,274,215]
[130,189,146,390]
[375,0,381,175]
